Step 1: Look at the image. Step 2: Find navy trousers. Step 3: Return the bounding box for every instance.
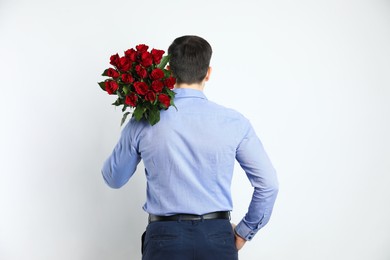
[141,219,238,260]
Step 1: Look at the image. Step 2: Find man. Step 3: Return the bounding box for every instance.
[102,35,279,260]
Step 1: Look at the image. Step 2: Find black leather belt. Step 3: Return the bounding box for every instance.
[149,211,230,223]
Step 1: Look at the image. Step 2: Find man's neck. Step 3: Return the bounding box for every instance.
[175,82,205,91]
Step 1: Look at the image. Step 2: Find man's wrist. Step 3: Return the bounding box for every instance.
[234,227,246,241]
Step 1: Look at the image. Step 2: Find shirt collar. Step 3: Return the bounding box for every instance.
[173,88,208,100]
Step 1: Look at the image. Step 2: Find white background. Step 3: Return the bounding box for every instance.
[1,0,389,259]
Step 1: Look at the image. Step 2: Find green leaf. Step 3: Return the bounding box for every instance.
[120,112,131,126]
[147,109,160,126]
[157,55,170,69]
[98,81,106,91]
[122,105,127,112]
[122,85,130,95]
[163,70,171,78]
[102,69,109,76]
[112,98,122,106]
[133,106,145,121]
[171,103,178,111]
[116,90,123,99]
[166,89,176,98]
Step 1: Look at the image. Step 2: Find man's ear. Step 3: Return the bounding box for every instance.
[205,67,212,81]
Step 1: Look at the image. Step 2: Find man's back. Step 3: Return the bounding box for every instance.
[129,88,253,216]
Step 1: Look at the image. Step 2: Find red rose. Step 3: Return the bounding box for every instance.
[151,80,164,93]
[118,57,131,72]
[124,48,137,62]
[105,80,119,95]
[125,93,138,107]
[145,90,156,102]
[150,68,165,80]
[121,73,134,83]
[158,94,170,108]
[164,77,176,89]
[141,52,153,67]
[136,44,149,53]
[135,65,148,78]
[151,49,165,64]
[107,68,120,78]
[110,53,120,67]
[133,81,149,95]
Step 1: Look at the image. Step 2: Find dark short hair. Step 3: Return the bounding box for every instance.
[168,35,212,84]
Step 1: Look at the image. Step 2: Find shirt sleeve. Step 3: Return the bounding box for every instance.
[234,121,279,241]
[101,120,142,189]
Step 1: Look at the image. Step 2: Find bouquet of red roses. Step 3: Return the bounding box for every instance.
[98,44,176,126]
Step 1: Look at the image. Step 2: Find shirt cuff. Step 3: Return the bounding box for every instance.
[234,219,262,241]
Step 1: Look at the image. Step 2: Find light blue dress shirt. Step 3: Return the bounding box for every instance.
[102,88,278,241]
